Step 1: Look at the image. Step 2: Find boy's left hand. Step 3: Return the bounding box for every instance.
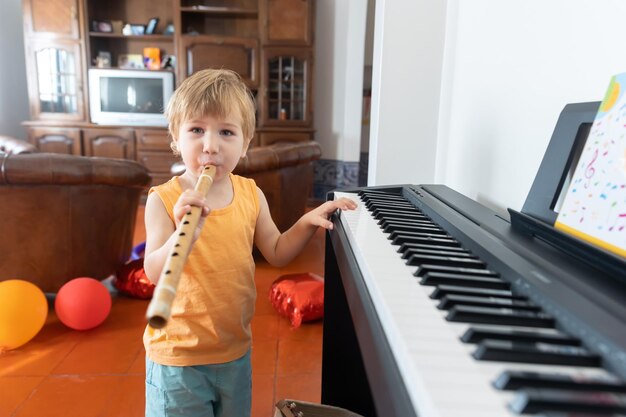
[305,197,358,230]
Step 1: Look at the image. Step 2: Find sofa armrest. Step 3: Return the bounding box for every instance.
[234,141,321,175]
[238,141,321,232]
[0,153,151,188]
[0,135,37,155]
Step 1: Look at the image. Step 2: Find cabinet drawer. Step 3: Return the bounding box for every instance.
[257,131,312,146]
[137,151,181,174]
[136,129,171,151]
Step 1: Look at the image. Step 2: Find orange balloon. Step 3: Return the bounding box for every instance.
[0,280,48,351]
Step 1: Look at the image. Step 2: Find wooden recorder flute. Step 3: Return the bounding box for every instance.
[146,165,217,329]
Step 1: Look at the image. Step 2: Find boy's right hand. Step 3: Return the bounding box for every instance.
[173,189,211,241]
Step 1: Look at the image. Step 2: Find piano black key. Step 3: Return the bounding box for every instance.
[421,272,509,289]
[391,233,459,246]
[392,234,460,247]
[374,210,428,221]
[494,370,626,392]
[509,388,626,414]
[437,294,540,311]
[403,248,476,260]
[430,284,516,299]
[358,191,407,202]
[398,242,467,254]
[379,218,436,228]
[368,202,419,210]
[407,254,486,268]
[365,197,418,206]
[383,223,446,235]
[473,340,601,367]
[461,327,580,346]
[366,200,415,210]
[447,305,554,327]
[414,264,499,278]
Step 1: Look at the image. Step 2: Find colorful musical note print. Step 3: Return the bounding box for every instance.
[555,72,626,258]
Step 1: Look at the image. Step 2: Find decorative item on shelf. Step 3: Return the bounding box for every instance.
[118,53,145,69]
[160,54,176,70]
[92,20,113,33]
[145,17,159,35]
[111,20,123,34]
[95,51,111,68]
[163,23,174,36]
[143,47,161,70]
[123,23,146,36]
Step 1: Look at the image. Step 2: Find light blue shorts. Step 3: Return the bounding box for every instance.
[145,350,251,417]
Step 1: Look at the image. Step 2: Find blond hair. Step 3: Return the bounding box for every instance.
[165,69,256,153]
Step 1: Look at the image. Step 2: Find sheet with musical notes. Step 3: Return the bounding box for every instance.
[555,72,626,258]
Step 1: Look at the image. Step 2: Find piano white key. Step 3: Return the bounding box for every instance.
[334,192,614,417]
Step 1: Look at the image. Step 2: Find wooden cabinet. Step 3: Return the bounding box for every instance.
[82,128,136,159]
[27,127,82,155]
[22,0,86,122]
[21,0,316,179]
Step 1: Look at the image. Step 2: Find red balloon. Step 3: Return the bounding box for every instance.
[269,273,324,328]
[55,277,112,330]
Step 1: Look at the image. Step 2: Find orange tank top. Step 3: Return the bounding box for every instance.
[143,173,259,366]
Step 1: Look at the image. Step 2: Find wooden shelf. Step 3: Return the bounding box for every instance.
[89,32,174,41]
[180,6,257,16]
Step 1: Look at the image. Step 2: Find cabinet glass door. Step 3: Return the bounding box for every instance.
[26,40,85,121]
[36,47,79,114]
[267,55,307,123]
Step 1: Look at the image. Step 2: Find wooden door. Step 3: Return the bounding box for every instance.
[23,0,81,39]
[179,35,259,87]
[261,0,313,46]
[82,128,136,160]
[27,127,82,155]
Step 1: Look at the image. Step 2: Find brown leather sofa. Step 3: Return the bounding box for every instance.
[0,136,151,292]
[172,141,322,232]
[235,141,321,231]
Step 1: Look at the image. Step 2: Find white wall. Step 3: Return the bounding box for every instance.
[0,0,30,139]
[314,0,367,163]
[368,0,448,187]
[439,0,626,213]
[370,0,626,214]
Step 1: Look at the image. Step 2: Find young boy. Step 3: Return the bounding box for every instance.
[142,69,356,417]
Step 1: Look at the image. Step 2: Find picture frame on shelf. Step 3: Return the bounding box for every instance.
[145,18,159,35]
[163,24,174,36]
[124,24,146,36]
[95,51,112,68]
[118,54,145,69]
[92,20,113,33]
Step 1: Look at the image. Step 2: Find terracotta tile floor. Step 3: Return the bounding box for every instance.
[1,206,325,417]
